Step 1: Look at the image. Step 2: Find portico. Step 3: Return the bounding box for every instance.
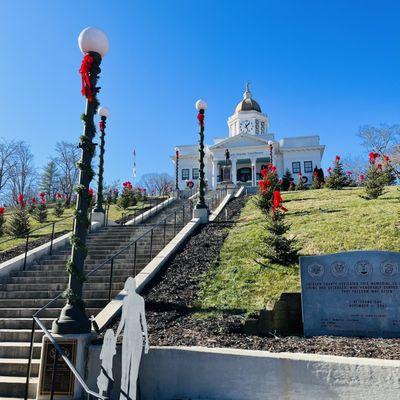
[172,83,325,190]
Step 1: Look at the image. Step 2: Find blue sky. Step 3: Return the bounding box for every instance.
[1,0,399,184]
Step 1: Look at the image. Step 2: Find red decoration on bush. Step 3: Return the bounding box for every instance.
[79,53,94,102]
[359,174,365,181]
[55,192,63,200]
[88,188,94,196]
[197,112,204,128]
[383,155,390,163]
[377,163,383,171]
[272,190,288,212]
[0,207,4,216]
[335,155,340,162]
[346,171,352,176]
[260,168,267,177]
[369,152,379,164]
[122,181,133,190]
[327,167,332,174]
[31,198,37,204]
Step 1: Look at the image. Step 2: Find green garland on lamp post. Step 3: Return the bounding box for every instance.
[195,99,208,210]
[175,149,179,191]
[268,140,273,165]
[52,27,109,335]
[93,106,110,213]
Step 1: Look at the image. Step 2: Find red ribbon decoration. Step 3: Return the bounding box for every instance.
[273,190,288,212]
[79,54,94,102]
[197,112,204,128]
[99,120,105,131]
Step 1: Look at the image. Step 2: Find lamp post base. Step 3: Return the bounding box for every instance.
[51,303,91,334]
[193,205,209,224]
[91,210,106,226]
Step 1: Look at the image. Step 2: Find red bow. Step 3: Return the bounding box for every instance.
[197,112,204,127]
[273,190,288,212]
[99,120,105,131]
[79,54,94,102]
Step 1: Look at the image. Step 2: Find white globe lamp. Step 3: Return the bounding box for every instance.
[98,106,110,118]
[195,99,207,111]
[78,27,109,57]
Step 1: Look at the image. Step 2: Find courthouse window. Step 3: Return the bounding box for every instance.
[304,161,313,173]
[292,162,301,174]
[182,169,189,180]
[192,168,199,179]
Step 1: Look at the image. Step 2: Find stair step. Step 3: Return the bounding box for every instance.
[0,319,53,330]
[0,329,44,343]
[0,290,121,300]
[0,343,41,359]
[0,308,100,318]
[0,375,38,397]
[0,358,40,377]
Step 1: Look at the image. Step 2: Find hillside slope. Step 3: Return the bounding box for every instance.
[199,186,400,313]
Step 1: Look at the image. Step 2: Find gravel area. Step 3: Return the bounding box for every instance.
[116,196,400,360]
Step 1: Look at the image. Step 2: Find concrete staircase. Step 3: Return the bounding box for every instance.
[0,199,189,399]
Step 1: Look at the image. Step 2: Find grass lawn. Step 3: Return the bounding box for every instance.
[199,186,400,314]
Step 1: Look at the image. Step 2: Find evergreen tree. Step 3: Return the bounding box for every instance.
[40,160,59,200]
[27,198,37,214]
[288,181,295,191]
[256,164,280,214]
[296,173,305,190]
[118,182,137,209]
[364,153,386,199]
[7,195,30,237]
[311,170,322,189]
[33,193,48,223]
[53,192,64,217]
[382,156,397,185]
[263,209,299,266]
[325,156,347,189]
[281,169,292,191]
[0,207,5,236]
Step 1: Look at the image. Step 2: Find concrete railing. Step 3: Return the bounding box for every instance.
[86,346,400,400]
[125,197,175,226]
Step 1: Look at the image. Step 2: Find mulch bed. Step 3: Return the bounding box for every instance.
[0,230,69,263]
[118,197,400,360]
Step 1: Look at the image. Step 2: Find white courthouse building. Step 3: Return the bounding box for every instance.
[172,84,325,190]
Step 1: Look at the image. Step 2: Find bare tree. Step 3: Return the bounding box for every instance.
[358,124,400,154]
[53,141,80,204]
[0,138,19,202]
[341,154,368,182]
[7,142,37,203]
[358,124,400,177]
[138,173,174,195]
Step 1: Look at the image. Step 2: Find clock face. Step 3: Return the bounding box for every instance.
[239,120,255,133]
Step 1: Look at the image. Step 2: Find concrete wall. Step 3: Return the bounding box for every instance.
[86,346,400,400]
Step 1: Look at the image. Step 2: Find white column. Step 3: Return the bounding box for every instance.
[232,159,237,184]
[212,161,218,189]
[251,158,257,186]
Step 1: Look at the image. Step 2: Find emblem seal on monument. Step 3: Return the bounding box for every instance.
[355,260,373,277]
[380,260,398,277]
[330,261,348,277]
[308,263,324,278]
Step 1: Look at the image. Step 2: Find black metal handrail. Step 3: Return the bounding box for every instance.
[24,201,192,400]
[0,214,75,269]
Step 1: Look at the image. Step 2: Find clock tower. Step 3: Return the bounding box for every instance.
[227,83,269,137]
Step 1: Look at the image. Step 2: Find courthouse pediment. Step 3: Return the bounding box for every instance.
[209,133,268,150]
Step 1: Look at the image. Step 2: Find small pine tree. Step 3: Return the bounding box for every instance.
[263,209,299,266]
[311,171,322,189]
[256,164,280,214]
[53,194,64,217]
[296,174,305,190]
[34,202,48,223]
[382,157,397,186]
[281,169,292,191]
[288,181,295,191]
[325,156,347,189]
[7,196,30,238]
[27,198,37,215]
[364,161,386,200]
[0,207,5,236]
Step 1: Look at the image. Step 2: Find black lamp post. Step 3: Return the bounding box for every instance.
[52,27,109,334]
[175,149,179,191]
[194,99,208,211]
[268,140,274,165]
[93,106,109,213]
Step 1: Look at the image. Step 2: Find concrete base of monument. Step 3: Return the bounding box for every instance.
[36,333,94,400]
[91,210,106,227]
[193,207,209,223]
